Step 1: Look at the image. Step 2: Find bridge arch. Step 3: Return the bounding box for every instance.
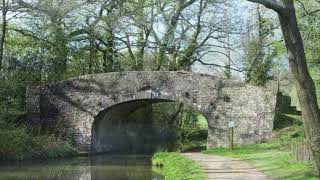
[91,99,206,154]
[26,71,277,153]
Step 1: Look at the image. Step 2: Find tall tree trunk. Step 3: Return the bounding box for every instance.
[106,28,115,72]
[88,37,94,74]
[136,26,144,71]
[278,5,320,175]
[248,0,320,174]
[0,0,7,71]
[178,0,205,71]
[135,0,146,71]
[155,13,180,70]
[224,33,232,79]
[50,19,68,81]
[102,52,108,72]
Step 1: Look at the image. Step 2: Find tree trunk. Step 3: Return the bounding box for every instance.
[247,0,320,174]
[155,13,180,70]
[102,51,108,72]
[0,0,7,71]
[277,2,320,175]
[155,0,195,70]
[136,26,144,71]
[50,19,68,81]
[88,37,94,74]
[135,0,145,71]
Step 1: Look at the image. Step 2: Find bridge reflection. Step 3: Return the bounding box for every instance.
[0,154,163,180]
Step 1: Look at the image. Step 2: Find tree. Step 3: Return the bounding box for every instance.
[155,0,197,70]
[296,0,320,101]
[80,0,123,73]
[150,0,233,71]
[0,0,9,71]
[243,5,276,86]
[177,0,207,71]
[130,0,150,70]
[0,0,19,73]
[16,0,85,81]
[297,0,320,68]
[121,0,155,71]
[247,0,320,175]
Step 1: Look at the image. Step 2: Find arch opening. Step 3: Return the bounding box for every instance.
[91,99,208,154]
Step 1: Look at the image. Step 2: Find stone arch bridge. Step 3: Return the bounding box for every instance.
[26,71,277,154]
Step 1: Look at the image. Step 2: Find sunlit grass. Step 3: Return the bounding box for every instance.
[152,152,206,180]
[206,123,318,180]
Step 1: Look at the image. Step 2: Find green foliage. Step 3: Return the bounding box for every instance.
[0,128,33,160]
[0,128,76,160]
[271,40,287,59]
[297,0,320,67]
[297,0,320,104]
[242,7,277,86]
[0,71,41,130]
[1,71,38,100]
[31,135,76,159]
[0,71,75,160]
[152,152,206,180]
[243,37,275,86]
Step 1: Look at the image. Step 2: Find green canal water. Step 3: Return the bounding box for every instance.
[0,155,163,180]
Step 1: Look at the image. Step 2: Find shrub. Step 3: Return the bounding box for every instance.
[0,128,75,160]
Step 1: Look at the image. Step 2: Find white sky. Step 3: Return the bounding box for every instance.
[192,0,281,80]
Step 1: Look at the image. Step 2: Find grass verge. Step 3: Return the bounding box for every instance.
[206,124,318,180]
[152,152,206,180]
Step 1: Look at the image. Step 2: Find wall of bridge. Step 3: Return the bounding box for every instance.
[26,71,277,153]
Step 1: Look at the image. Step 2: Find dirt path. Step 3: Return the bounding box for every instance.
[183,153,271,180]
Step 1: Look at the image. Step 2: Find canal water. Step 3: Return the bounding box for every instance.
[0,154,164,180]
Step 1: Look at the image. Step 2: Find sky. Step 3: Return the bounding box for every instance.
[192,0,252,79]
[192,0,281,80]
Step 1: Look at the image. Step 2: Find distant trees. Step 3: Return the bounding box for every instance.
[0,0,238,80]
[242,5,276,86]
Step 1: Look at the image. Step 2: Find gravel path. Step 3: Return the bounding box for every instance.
[183,153,271,180]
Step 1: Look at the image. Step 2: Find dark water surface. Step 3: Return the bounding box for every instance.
[0,155,164,180]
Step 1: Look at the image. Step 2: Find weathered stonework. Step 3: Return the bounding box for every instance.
[26,71,277,153]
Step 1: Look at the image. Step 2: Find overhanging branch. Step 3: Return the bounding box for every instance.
[247,0,285,14]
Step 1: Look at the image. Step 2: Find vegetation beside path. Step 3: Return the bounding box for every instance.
[206,115,318,180]
[152,152,206,180]
[0,127,76,160]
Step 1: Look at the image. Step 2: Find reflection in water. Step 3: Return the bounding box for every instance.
[0,155,163,180]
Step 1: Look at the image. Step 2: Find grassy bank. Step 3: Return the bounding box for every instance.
[206,122,318,180]
[0,127,76,160]
[152,152,206,180]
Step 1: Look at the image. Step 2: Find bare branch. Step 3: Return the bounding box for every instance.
[193,59,243,72]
